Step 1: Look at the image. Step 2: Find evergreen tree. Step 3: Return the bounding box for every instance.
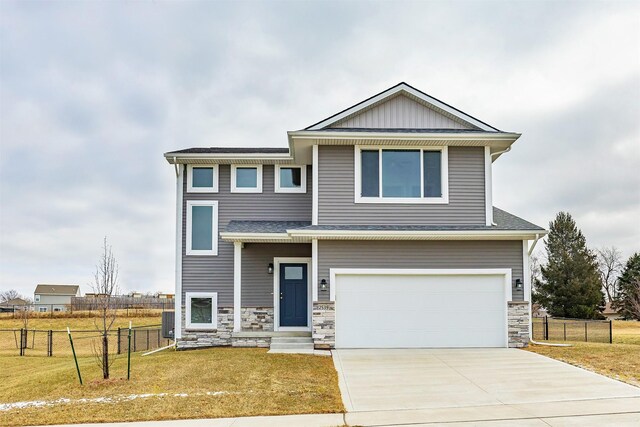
[534,212,603,319]
[613,253,640,320]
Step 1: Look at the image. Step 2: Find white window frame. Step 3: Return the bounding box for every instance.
[39,307,47,312]
[186,200,219,256]
[187,165,219,193]
[231,165,263,193]
[274,165,307,193]
[354,145,449,204]
[34,295,40,302]
[185,292,218,330]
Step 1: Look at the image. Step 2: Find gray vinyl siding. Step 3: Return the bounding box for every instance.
[317,240,524,302]
[182,164,312,306]
[241,243,311,306]
[332,95,472,129]
[318,145,486,225]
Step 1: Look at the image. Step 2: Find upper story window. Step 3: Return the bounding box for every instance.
[231,165,263,193]
[34,295,40,302]
[355,146,449,204]
[187,165,219,193]
[275,165,307,193]
[186,200,218,256]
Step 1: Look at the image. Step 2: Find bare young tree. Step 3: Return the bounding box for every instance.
[596,246,623,302]
[91,237,120,379]
[0,289,21,302]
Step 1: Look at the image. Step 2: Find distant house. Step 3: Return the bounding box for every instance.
[602,302,622,321]
[0,297,29,313]
[34,284,80,312]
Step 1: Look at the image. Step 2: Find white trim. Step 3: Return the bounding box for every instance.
[175,165,183,339]
[185,200,219,256]
[274,164,307,193]
[233,242,242,332]
[231,164,263,193]
[273,257,312,332]
[287,228,547,241]
[306,83,497,131]
[219,232,292,243]
[165,152,292,161]
[329,267,512,348]
[312,144,319,225]
[484,146,493,226]
[354,145,449,204]
[523,239,533,341]
[186,164,219,193]
[311,239,318,301]
[185,292,218,330]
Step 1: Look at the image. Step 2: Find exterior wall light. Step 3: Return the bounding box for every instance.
[268,263,274,274]
[320,279,328,291]
[515,279,523,289]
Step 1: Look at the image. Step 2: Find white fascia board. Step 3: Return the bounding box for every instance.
[164,153,293,164]
[306,84,498,131]
[286,229,547,240]
[219,232,292,242]
[288,130,521,142]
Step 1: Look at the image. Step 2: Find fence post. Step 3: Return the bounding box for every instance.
[585,322,588,342]
[19,328,24,356]
[48,330,53,357]
[563,323,566,341]
[609,320,613,344]
[117,328,121,354]
[133,329,137,352]
[544,316,549,340]
[146,329,150,351]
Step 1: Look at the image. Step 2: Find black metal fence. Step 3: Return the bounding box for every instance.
[0,324,170,357]
[532,316,612,343]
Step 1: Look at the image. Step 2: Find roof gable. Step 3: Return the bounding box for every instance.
[35,284,80,295]
[306,82,500,132]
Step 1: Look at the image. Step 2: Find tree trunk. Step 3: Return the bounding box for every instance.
[102,334,109,379]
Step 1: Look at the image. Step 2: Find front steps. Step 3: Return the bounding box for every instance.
[269,333,315,354]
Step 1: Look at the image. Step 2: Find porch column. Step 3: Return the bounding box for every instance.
[312,239,318,301]
[233,241,242,332]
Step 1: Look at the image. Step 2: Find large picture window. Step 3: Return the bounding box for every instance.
[355,146,448,204]
[186,200,218,255]
[185,292,217,330]
[187,165,219,193]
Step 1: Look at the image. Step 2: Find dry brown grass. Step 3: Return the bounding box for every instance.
[0,308,165,320]
[525,320,640,387]
[0,348,344,426]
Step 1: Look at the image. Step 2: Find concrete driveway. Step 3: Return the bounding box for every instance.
[333,349,640,426]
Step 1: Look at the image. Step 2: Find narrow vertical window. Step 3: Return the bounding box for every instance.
[423,151,442,197]
[361,150,379,197]
[186,201,218,255]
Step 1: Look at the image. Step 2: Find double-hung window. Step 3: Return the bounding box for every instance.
[185,292,217,330]
[187,165,218,193]
[186,200,218,256]
[275,165,307,193]
[356,146,448,203]
[231,165,263,193]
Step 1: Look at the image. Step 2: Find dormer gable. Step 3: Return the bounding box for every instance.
[306,82,500,132]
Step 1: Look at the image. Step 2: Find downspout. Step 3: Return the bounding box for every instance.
[528,233,541,256]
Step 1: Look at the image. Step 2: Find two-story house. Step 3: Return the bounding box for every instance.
[164,83,546,351]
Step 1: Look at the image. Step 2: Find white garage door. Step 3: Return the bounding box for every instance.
[334,270,509,348]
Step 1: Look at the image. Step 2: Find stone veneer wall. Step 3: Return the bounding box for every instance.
[240,307,274,331]
[508,301,530,348]
[177,306,234,350]
[177,307,275,350]
[312,301,335,349]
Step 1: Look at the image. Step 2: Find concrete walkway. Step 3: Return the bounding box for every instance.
[333,348,640,425]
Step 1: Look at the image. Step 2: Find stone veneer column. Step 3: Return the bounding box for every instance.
[312,301,335,349]
[508,301,530,348]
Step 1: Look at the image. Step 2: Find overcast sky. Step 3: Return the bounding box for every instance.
[1,0,639,298]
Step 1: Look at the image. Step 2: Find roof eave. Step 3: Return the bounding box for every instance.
[286,229,547,240]
[164,152,294,165]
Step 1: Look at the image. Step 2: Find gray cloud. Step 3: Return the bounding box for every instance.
[1,0,638,298]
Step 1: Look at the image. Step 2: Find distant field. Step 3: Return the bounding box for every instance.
[612,320,640,345]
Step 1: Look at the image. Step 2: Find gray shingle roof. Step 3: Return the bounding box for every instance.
[226,221,312,233]
[165,147,290,155]
[223,208,543,234]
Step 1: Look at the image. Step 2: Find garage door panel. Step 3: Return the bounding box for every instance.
[335,273,507,348]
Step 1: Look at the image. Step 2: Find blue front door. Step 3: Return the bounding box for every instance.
[279,263,308,327]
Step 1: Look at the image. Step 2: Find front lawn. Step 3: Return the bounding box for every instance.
[0,348,344,426]
[525,320,640,387]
